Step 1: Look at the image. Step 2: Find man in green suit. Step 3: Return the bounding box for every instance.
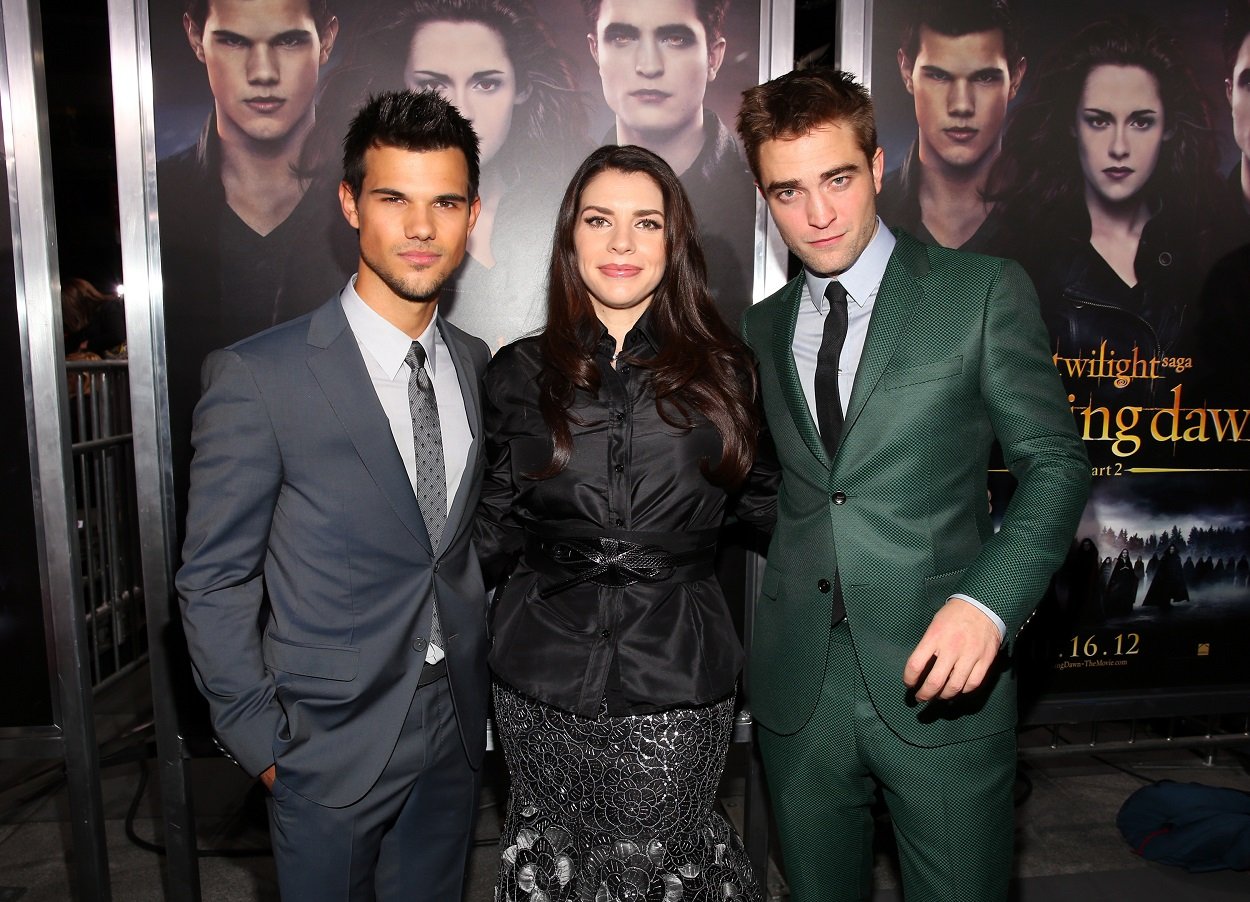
[735,68,1090,900]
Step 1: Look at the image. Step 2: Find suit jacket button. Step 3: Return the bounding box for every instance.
[817,579,831,593]
[831,492,846,505]
[412,637,427,652]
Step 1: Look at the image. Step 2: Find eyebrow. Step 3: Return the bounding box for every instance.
[370,188,469,203]
[656,24,698,41]
[210,28,312,44]
[411,68,506,80]
[602,23,641,41]
[919,64,1004,79]
[764,163,860,193]
[1081,106,1158,117]
[581,204,664,217]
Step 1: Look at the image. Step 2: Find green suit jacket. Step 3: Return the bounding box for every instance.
[742,230,1090,746]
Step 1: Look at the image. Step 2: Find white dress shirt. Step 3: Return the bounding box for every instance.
[340,279,474,660]
[789,220,1006,640]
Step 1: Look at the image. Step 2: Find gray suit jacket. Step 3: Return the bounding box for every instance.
[177,296,491,808]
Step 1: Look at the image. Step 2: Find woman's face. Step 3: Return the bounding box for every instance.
[573,169,667,321]
[406,20,527,168]
[1075,64,1165,206]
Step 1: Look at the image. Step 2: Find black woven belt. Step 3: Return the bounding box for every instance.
[525,527,718,598]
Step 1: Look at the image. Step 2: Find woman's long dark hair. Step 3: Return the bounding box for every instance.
[300,0,587,183]
[536,145,759,488]
[988,15,1218,227]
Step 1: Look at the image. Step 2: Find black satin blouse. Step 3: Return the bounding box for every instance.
[475,318,776,717]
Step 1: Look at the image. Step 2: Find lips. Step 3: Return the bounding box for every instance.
[629,90,671,104]
[943,127,979,143]
[1103,167,1134,180]
[599,264,642,277]
[244,96,285,114]
[401,250,441,267]
[808,232,847,249]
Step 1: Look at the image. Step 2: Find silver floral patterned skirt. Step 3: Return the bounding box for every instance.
[493,682,760,902]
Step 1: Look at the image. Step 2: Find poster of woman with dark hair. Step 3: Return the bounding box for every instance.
[864,0,1250,702]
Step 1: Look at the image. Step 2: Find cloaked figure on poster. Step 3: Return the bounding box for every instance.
[988,16,1238,409]
[1104,549,1138,616]
[1142,543,1189,610]
[1055,536,1104,628]
[301,0,592,350]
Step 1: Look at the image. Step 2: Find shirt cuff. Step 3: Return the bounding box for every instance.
[950,593,1007,642]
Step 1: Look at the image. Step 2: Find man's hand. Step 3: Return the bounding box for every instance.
[259,764,276,791]
[903,598,1002,702]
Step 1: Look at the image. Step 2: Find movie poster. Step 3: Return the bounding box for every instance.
[863,0,1250,707]
[150,0,762,524]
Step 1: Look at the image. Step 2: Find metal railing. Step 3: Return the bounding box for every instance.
[67,357,147,690]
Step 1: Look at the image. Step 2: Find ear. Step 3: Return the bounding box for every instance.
[319,16,340,65]
[588,33,599,67]
[514,80,533,106]
[184,12,206,63]
[466,195,482,235]
[706,36,727,82]
[871,146,884,194]
[1228,77,1235,106]
[339,181,360,229]
[1008,57,1027,100]
[897,48,914,94]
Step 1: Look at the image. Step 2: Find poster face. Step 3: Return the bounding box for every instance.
[864,0,1250,708]
[151,0,762,520]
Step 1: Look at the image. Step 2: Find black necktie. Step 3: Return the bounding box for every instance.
[815,281,849,459]
[815,284,849,625]
[406,341,445,650]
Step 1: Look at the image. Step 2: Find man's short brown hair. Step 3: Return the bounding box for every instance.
[736,67,877,180]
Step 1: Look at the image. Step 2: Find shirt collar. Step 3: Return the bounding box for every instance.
[340,276,439,379]
[594,307,661,357]
[803,217,896,312]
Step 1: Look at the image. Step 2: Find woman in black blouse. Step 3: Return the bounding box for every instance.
[476,144,773,902]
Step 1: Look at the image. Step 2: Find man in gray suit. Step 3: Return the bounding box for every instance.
[177,90,491,901]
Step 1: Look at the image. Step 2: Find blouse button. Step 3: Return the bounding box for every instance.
[599,629,611,639]
[615,517,624,526]
[614,463,624,473]
[817,579,832,594]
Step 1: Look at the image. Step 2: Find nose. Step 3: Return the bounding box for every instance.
[447,86,473,123]
[404,204,435,241]
[807,192,836,229]
[1109,125,1130,160]
[948,78,973,117]
[246,44,279,86]
[608,222,635,255]
[635,38,663,78]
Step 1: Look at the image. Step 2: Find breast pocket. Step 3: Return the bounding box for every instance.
[879,355,963,391]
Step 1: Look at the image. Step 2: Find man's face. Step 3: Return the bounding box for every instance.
[1227,33,1250,158]
[898,27,1023,172]
[588,0,726,137]
[184,0,338,146]
[756,124,884,277]
[339,145,480,310]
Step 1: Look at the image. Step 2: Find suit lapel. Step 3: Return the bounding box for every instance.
[438,318,482,551]
[305,299,434,552]
[842,233,927,440]
[769,277,830,467]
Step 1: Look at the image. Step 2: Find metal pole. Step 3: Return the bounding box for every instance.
[105,0,202,898]
[0,0,111,897]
